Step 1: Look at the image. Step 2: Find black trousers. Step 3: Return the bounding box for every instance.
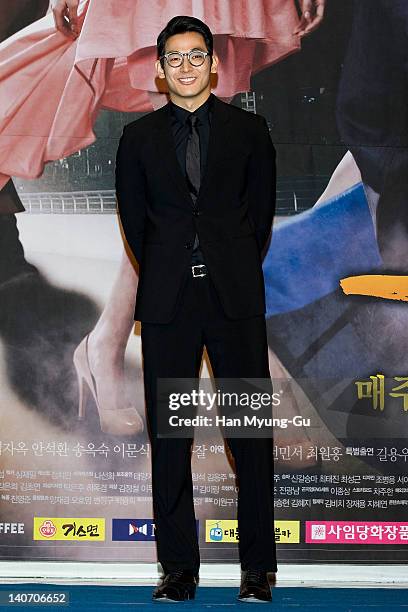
[141,272,276,575]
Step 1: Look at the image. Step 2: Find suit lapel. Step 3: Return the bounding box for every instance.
[151,95,231,208]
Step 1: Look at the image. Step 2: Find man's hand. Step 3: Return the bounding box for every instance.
[293,0,326,37]
[50,0,79,39]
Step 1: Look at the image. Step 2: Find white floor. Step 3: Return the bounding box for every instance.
[0,563,407,588]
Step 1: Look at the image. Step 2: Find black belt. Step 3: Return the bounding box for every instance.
[191,264,207,278]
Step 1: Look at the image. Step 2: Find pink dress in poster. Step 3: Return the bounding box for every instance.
[0,0,300,190]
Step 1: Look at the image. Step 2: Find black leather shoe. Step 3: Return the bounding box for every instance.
[238,569,272,603]
[152,570,198,602]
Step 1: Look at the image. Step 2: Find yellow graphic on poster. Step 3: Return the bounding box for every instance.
[206,520,299,543]
[274,521,300,544]
[206,520,239,542]
[33,518,105,541]
[341,274,408,302]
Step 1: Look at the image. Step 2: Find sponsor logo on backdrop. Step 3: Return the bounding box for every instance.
[112,519,199,541]
[0,523,25,534]
[33,518,105,541]
[306,521,408,544]
[274,521,300,544]
[39,520,56,538]
[206,520,239,542]
[206,520,300,543]
[309,523,326,540]
[112,519,156,541]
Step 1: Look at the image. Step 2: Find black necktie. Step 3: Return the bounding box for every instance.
[186,114,200,204]
[186,114,204,262]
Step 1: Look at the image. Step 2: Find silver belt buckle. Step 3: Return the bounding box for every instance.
[192,264,206,278]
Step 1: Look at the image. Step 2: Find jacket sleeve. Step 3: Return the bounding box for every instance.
[115,124,147,264]
[247,116,276,257]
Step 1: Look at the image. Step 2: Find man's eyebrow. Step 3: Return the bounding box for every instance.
[165,47,207,53]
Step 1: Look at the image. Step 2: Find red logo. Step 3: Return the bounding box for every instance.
[39,520,56,538]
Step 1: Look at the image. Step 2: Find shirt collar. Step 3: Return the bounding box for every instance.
[170,93,214,125]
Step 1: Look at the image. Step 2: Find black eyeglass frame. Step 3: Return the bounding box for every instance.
[160,50,211,68]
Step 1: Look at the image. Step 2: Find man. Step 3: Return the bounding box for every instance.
[116,15,276,603]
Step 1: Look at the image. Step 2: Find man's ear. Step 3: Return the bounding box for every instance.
[210,53,219,74]
[155,59,166,80]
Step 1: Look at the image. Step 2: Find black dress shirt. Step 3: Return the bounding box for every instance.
[170,94,214,266]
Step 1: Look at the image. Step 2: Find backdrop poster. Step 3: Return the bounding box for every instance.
[0,0,407,565]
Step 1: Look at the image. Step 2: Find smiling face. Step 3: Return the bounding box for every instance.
[155,30,218,111]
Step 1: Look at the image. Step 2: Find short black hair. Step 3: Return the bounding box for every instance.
[157,15,213,66]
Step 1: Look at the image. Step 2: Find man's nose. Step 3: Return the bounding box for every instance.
[180,55,191,71]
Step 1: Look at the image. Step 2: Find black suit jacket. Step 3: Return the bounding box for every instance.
[116,95,276,323]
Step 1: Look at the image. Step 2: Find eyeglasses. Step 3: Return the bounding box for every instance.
[160,50,210,68]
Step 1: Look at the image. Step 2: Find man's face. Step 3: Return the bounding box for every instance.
[156,31,218,108]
